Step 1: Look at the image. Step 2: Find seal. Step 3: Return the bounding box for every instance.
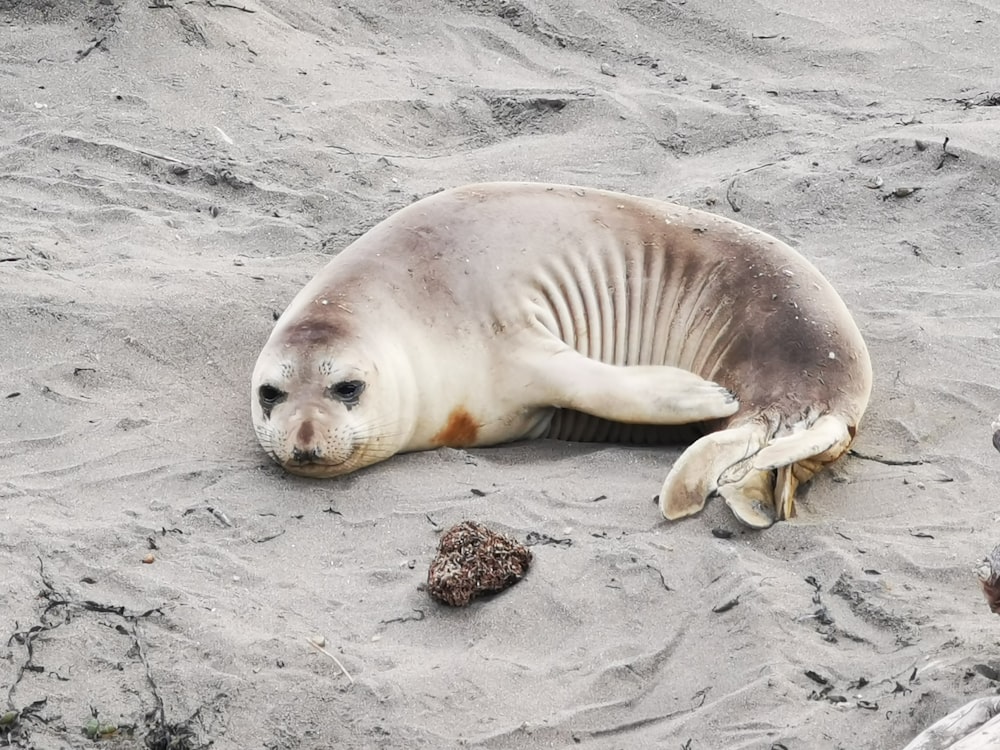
[251,182,872,528]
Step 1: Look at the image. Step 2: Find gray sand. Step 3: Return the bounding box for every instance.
[2,1,1000,747]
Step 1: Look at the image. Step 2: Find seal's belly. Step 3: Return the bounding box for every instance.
[543,410,706,444]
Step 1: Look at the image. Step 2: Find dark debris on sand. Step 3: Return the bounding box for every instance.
[427,521,532,607]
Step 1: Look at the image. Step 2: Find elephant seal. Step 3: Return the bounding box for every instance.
[251,182,872,528]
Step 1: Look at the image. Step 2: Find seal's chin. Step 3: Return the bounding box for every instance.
[280,456,354,478]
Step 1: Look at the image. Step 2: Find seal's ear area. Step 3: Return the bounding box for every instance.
[751,414,852,471]
[660,424,765,522]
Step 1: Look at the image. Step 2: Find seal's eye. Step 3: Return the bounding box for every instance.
[329,380,364,404]
[259,385,285,406]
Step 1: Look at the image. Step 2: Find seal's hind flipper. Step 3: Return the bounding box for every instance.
[659,424,765,522]
[752,414,851,471]
[661,419,834,529]
[716,467,781,529]
[720,415,851,526]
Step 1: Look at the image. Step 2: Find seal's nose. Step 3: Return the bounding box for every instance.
[292,446,321,463]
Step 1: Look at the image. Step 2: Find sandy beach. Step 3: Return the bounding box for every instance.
[2,1,1000,747]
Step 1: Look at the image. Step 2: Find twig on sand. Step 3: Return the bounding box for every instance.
[150,1,256,11]
[742,161,778,174]
[935,136,959,170]
[76,36,106,61]
[955,92,1000,109]
[848,449,924,466]
[307,637,354,684]
[380,609,425,625]
[135,147,188,166]
[725,179,741,212]
[723,161,778,213]
[206,0,256,11]
[645,564,672,591]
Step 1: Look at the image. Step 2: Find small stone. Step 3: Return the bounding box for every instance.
[142,553,155,564]
[600,63,616,77]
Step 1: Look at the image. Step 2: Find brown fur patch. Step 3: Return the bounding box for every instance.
[281,315,343,346]
[285,319,340,346]
[432,408,479,447]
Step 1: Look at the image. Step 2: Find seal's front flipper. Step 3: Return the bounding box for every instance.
[533,348,739,425]
[659,424,765,522]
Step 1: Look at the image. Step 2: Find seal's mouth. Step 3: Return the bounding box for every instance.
[281,454,353,478]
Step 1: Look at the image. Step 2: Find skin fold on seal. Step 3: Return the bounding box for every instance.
[251,182,872,528]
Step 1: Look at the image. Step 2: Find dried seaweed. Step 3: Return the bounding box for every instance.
[427,521,532,606]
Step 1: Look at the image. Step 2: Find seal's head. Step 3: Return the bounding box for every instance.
[251,313,397,478]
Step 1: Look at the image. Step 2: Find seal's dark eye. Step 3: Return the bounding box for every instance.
[259,385,284,406]
[330,380,364,403]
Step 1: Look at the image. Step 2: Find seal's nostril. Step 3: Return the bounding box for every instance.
[292,446,321,463]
